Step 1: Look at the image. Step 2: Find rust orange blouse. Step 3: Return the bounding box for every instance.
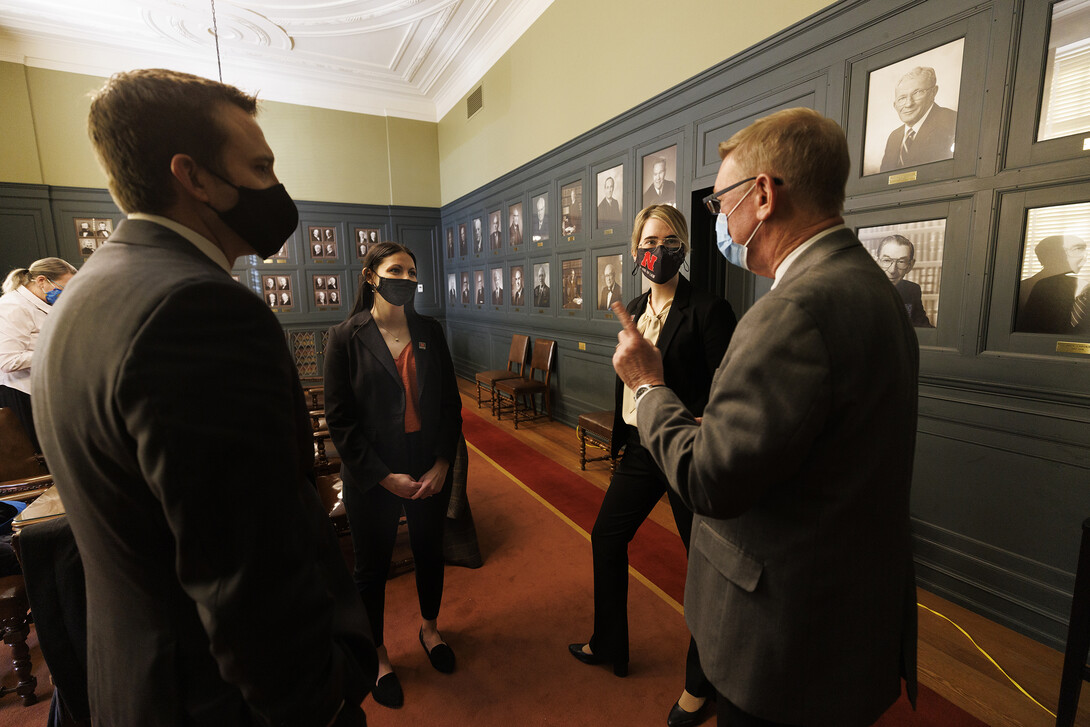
[396,344,422,433]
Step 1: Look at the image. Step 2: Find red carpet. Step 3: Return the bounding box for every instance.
[461,406,990,727]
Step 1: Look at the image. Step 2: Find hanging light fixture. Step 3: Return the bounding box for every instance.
[210,0,222,82]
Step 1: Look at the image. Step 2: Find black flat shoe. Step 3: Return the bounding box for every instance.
[419,627,456,673]
[666,699,711,727]
[567,643,628,677]
[372,672,403,709]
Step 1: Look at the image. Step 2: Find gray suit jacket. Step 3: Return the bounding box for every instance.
[33,219,376,726]
[639,228,919,726]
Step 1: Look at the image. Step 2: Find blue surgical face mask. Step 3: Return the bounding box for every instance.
[44,280,64,305]
[714,184,761,271]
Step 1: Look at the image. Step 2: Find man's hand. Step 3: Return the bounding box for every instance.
[380,473,423,499]
[610,301,665,391]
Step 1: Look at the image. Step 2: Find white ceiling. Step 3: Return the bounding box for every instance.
[0,0,552,122]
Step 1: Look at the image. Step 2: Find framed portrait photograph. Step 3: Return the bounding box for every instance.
[642,145,678,208]
[354,228,378,260]
[446,273,458,305]
[858,219,946,328]
[458,223,468,257]
[460,271,470,305]
[531,193,550,244]
[561,258,583,310]
[532,261,551,308]
[473,269,486,305]
[264,242,289,262]
[1014,201,1090,335]
[510,265,527,308]
[1037,0,1090,144]
[472,217,484,255]
[596,253,624,310]
[445,227,455,259]
[561,181,583,238]
[597,165,624,230]
[263,274,293,309]
[490,266,505,306]
[74,217,113,257]
[862,38,965,176]
[489,211,503,251]
[509,203,525,248]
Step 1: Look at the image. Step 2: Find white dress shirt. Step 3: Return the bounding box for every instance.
[0,285,52,395]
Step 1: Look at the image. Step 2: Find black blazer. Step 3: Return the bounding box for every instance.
[611,275,736,456]
[324,309,462,494]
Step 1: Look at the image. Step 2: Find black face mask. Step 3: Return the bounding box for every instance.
[636,245,685,285]
[209,172,299,259]
[374,276,417,307]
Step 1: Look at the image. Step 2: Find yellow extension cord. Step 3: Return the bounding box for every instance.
[918,602,1057,718]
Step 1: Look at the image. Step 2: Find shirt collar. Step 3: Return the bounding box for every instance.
[127,213,233,273]
[904,103,935,136]
[16,285,51,314]
[772,224,847,289]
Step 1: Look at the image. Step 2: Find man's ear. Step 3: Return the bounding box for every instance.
[755,174,778,221]
[170,154,213,203]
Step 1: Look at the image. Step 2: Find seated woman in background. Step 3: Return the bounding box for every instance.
[569,205,737,727]
[0,257,77,452]
[324,242,463,710]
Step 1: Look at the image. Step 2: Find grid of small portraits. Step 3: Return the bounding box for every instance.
[312,274,343,309]
[262,274,295,310]
[308,226,339,261]
[74,217,113,257]
[354,228,379,261]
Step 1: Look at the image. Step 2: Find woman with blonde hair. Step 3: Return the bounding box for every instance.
[0,257,77,450]
[569,205,736,727]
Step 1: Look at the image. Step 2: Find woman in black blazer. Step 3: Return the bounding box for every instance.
[569,205,736,727]
[324,242,463,709]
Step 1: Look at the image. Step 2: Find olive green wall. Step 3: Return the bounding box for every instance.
[436,0,839,204]
[0,62,441,208]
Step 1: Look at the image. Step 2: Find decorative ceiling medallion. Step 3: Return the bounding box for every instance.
[142,4,292,52]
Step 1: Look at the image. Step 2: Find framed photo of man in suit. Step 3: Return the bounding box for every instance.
[1013,201,1090,335]
[75,217,114,258]
[445,227,455,259]
[597,166,624,231]
[355,228,378,260]
[509,203,525,249]
[489,211,503,251]
[460,272,471,305]
[532,261,551,309]
[596,253,624,311]
[531,194,550,244]
[561,181,583,238]
[641,146,678,208]
[857,219,946,329]
[490,266,504,306]
[862,38,964,176]
[510,265,527,308]
[473,270,486,305]
[447,273,458,305]
[561,258,583,310]
[458,223,468,257]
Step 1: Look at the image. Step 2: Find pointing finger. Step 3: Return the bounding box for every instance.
[610,301,638,334]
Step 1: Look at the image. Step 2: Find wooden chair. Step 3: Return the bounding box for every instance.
[475,335,531,416]
[576,410,617,474]
[495,339,556,429]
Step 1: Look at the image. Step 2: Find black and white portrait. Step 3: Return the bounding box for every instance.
[474,270,485,305]
[490,266,504,305]
[473,218,484,254]
[459,223,468,257]
[510,265,526,307]
[561,258,582,310]
[509,203,525,247]
[531,194,549,243]
[446,227,455,259]
[489,211,503,251]
[597,166,624,229]
[533,262,551,307]
[1014,202,1090,335]
[1037,0,1090,142]
[642,146,678,208]
[460,272,471,305]
[858,219,946,328]
[447,273,458,304]
[863,39,964,175]
[561,182,583,236]
[597,254,624,310]
[356,228,378,260]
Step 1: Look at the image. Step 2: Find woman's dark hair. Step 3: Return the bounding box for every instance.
[349,241,417,316]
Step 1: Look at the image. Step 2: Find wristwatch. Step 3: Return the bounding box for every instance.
[633,383,664,404]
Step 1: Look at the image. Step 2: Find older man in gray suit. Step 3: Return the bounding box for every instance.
[613,107,918,727]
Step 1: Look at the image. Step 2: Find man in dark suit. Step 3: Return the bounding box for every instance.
[509,208,523,246]
[490,269,504,305]
[598,263,622,309]
[1017,234,1087,333]
[879,66,957,172]
[533,265,550,307]
[511,268,525,306]
[475,274,485,304]
[532,197,549,242]
[446,229,454,258]
[643,158,676,207]
[614,108,918,727]
[598,176,622,227]
[473,218,483,254]
[489,215,502,250]
[32,69,376,726]
[458,225,468,256]
[877,235,933,327]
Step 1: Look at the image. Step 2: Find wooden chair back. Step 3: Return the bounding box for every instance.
[528,339,556,385]
[506,334,531,374]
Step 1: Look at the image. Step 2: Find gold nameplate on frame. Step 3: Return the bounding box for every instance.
[1056,341,1090,355]
[537,242,544,247]
[605,313,614,319]
[888,171,917,185]
[567,236,575,242]
[578,342,586,350]
[604,229,614,235]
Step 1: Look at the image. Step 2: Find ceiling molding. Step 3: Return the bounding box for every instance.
[0,0,554,122]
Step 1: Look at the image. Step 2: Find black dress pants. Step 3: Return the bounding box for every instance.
[342,457,453,648]
[588,426,711,697]
[717,695,800,727]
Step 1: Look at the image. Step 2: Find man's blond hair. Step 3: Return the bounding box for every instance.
[718,108,849,216]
